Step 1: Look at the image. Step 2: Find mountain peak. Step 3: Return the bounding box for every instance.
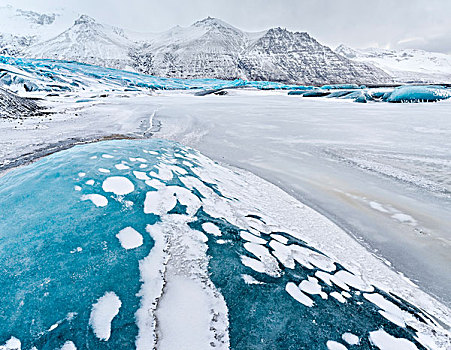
[74,14,96,26]
[192,17,237,31]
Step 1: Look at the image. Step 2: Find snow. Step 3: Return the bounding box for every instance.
[116,227,143,250]
[155,276,217,350]
[102,176,134,195]
[81,193,108,207]
[98,168,110,173]
[89,292,122,341]
[369,329,418,350]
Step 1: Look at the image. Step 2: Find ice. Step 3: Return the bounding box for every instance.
[102,176,134,195]
[369,329,418,350]
[98,168,110,173]
[89,292,121,341]
[116,227,143,250]
[85,179,95,185]
[81,193,108,207]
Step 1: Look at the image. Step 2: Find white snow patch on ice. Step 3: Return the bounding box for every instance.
[60,341,77,350]
[0,337,21,350]
[115,163,130,170]
[116,227,143,250]
[133,171,150,180]
[81,194,108,207]
[86,179,95,185]
[78,172,86,178]
[98,168,110,173]
[240,231,266,245]
[241,274,265,285]
[89,291,122,341]
[285,282,315,307]
[74,185,81,191]
[102,154,114,159]
[326,340,348,350]
[369,329,418,350]
[202,222,221,236]
[102,176,134,195]
[342,332,359,345]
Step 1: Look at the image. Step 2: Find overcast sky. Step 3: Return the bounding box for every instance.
[7,0,451,53]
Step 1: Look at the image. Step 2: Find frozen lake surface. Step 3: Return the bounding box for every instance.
[0,139,449,349]
[152,91,451,306]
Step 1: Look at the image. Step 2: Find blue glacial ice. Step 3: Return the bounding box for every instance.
[0,56,314,93]
[383,85,451,103]
[0,139,448,349]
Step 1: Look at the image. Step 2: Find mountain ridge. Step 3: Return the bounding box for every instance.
[2,6,447,84]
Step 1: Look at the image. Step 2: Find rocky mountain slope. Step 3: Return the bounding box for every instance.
[336,45,451,83]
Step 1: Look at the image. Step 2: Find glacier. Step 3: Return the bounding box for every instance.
[0,139,449,349]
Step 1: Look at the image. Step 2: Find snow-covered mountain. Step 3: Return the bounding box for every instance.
[26,15,135,71]
[336,45,451,83]
[129,17,391,85]
[0,6,393,84]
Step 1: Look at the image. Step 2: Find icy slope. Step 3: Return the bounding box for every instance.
[336,45,451,83]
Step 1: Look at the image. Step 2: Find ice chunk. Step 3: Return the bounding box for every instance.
[116,227,143,250]
[102,176,134,195]
[89,292,122,341]
[133,171,150,180]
